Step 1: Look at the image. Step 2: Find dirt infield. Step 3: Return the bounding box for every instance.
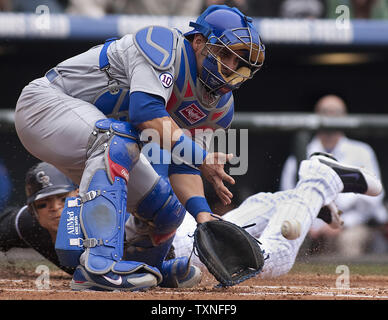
[1,262,388,301]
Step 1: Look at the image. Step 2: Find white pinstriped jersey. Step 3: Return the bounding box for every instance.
[172,158,344,278]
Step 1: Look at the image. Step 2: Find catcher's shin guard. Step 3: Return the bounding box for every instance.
[79,119,141,274]
[125,176,187,269]
[78,119,146,275]
[57,119,163,289]
[80,169,128,273]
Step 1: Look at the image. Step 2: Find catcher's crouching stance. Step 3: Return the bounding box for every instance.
[55,119,199,291]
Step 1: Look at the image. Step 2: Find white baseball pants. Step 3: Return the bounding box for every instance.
[173,158,344,278]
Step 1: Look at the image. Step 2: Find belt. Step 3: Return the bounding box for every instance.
[45,68,59,82]
[45,37,116,83]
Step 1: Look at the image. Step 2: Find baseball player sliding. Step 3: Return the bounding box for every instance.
[173,152,382,278]
[0,156,381,287]
[15,5,265,291]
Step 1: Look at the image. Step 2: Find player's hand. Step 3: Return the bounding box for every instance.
[196,212,223,224]
[200,152,235,205]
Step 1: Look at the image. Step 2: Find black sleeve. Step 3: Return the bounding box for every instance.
[0,205,75,275]
[0,206,30,250]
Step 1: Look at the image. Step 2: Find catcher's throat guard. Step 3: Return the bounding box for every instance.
[193,220,264,287]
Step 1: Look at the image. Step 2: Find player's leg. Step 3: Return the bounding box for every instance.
[123,155,202,288]
[258,153,382,278]
[15,77,98,184]
[15,79,162,290]
[72,118,165,291]
[239,157,343,278]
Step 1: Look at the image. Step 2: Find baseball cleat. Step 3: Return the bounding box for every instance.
[70,265,158,291]
[159,256,202,288]
[310,152,382,196]
[317,201,344,229]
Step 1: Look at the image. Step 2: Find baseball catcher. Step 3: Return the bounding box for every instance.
[14,5,265,291]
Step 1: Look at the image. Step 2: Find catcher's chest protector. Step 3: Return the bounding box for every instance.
[165,38,235,134]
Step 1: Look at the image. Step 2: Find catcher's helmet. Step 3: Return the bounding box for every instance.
[186,5,265,99]
[25,162,76,205]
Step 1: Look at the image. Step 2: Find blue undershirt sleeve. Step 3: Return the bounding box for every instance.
[129,91,170,126]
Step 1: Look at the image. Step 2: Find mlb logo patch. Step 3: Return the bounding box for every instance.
[179,104,207,124]
[159,72,173,88]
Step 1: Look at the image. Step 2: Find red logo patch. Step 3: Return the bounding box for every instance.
[179,104,206,125]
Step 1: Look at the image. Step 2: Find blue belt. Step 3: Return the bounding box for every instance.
[99,37,117,70]
[45,68,59,82]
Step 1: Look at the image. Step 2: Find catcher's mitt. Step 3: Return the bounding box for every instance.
[193,219,264,287]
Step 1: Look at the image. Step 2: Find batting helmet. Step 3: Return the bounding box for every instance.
[185,5,265,99]
[25,162,77,205]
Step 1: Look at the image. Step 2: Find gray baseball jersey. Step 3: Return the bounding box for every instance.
[55,33,173,116]
[15,26,234,210]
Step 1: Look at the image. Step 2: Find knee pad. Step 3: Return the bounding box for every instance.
[56,119,141,274]
[95,118,140,184]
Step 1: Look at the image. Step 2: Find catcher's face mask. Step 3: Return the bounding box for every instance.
[185,5,265,106]
[200,36,265,96]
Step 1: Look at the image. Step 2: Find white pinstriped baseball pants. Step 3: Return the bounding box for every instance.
[173,158,344,278]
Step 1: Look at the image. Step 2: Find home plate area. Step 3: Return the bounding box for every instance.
[1,261,388,300]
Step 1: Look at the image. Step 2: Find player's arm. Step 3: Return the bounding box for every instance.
[129,92,234,221]
[167,131,232,223]
[168,173,225,223]
[0,206,30,251]
[138,115,234,191]
[0,205,75,275]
